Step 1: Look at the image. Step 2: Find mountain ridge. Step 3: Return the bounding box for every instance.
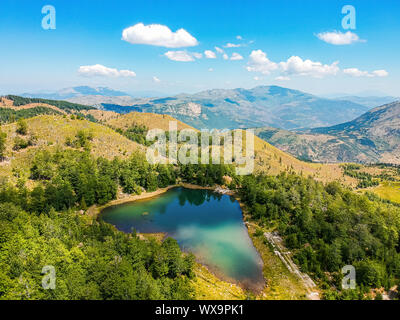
[88,85,370,130]
[255,100,400,164]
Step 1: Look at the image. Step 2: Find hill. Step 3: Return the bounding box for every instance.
[0,96,115,124]
[104,112,354,184]
[105,112,197,131]
[4,95,95,112]
[255,101,400,165]
[0,115,145,184]
[92,85,369,130]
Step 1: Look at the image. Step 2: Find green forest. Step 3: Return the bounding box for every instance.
[0,147,232,299]
[239,173,400,299]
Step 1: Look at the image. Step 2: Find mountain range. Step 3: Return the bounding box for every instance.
[13,85,400,164]
[331,96,398,108]
[67,85,374,130]
[255,100,400,164]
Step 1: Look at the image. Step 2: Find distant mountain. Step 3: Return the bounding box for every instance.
[98,85,369,130]
[66,95,139,108]
[255,100,400,164]
[333,96,398,108]
[21,86,167,101]
[21,86,130,100]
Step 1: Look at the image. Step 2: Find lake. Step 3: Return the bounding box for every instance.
[101,187,264,291]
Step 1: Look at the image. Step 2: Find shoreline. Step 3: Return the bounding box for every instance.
[87,182,266,295]
[87,183,224,218]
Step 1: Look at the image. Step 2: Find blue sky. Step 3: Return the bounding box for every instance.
[0,0,399,96]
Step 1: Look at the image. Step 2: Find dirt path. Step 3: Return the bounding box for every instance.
[263,231,320,300]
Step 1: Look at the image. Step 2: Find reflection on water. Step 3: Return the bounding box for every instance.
[101,188,264,291]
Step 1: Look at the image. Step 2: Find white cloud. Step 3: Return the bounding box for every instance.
[343,68,370,77]
[230,52,243,60]
[246,50,278,75]
[164,51,195,62]
[122,23,198,48]
[236,35,243,40]
[343,68,389,78]
[371,69,389,77]
[78,64,136,77]
[222,53,229,60]
[153,76,161,83]
[316,31,365,45]
[253,76,261,81]
[245,49,388,80]
[224,43,241,48]
[204,50,216,59]
[208,68,214,72]
[279,56,339,78]
[215,46,224,54]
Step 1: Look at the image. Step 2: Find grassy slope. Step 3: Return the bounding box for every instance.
[373,182,400,203]
[0,97,69,115]
[250,132,356,186]
[105,112,197,131]
[0,115,145,184]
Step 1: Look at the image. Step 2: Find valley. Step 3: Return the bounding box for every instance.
[0,92,399,301]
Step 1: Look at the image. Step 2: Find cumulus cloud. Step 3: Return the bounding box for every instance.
[230,52,243,60]
[316,31,365,45]
[246,49,388,80]
[208,68,214,72]
[153,76,161,83]
[236,35,243,40]
[204,50,216,59]
[215,46,224,54]
[122,23,198,48]
[78,64,136,77]
[371,69,389,77]
[246,50,278,75]
[164,51,196,62]
[343,68,389,77]
[253,76,261,81]
[222,53,229,60]
[343,68,370,77]
[279,56,339,78]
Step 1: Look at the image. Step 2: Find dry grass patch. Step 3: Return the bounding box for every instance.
[106,112,197,131]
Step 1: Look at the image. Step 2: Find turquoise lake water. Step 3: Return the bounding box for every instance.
[101,187,264,290]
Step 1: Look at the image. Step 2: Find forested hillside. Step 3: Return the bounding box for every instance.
[0,146,233,299]
[0,111,399,300]
[240,173,400,299]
